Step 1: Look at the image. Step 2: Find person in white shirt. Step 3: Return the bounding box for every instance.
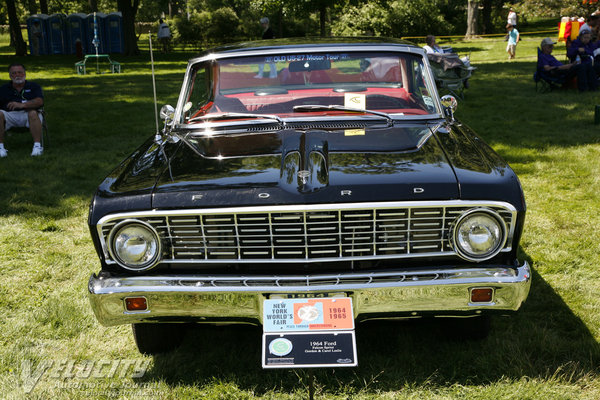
[157,19,171,53]
[507,8,517,26]
[423,35,443,54]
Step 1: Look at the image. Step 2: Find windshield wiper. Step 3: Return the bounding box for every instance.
[188,112,284,125]
[292,105,393,127]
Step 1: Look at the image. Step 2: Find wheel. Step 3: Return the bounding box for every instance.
[132,323,187,355]
[444,315,491,341]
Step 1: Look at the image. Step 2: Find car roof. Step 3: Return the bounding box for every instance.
[189,37,421,63]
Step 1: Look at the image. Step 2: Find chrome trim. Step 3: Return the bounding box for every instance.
[96,201,518,265]
[450,208,508,262]
[107,219,162,271]
[88,261,531,326]
[177,114,437,132]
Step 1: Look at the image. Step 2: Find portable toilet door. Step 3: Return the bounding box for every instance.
[26,14,49,55]
[66,13,88,55]
[105,12,124,53]
[47,14,67,54]
[86,12,107,54]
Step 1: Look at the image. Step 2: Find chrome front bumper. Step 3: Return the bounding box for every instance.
[88,262,531,326]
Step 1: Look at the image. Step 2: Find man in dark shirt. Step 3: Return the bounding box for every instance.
[260,17,274,39]
[0,63,44,157]
[538,37,597,92]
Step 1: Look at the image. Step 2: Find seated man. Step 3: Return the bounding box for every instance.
[423,35,443,54]
[538,37,597,92]
[0,63,44,157]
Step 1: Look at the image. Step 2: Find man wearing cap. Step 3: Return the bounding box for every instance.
[538,37,597,91]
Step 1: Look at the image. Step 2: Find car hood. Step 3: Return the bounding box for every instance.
[151,123,460,208]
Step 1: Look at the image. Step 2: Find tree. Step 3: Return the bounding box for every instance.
[466,0,479,37]
[6,0,27,55]
[117,0,140,55]
[27,0,36,14]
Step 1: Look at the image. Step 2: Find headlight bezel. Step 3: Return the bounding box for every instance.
[107,219,162,271]
[451,208,507,262]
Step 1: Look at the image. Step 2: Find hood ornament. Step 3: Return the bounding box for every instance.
[297,170,310,185]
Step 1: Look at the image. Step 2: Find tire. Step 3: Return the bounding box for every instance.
[132,323,187,355]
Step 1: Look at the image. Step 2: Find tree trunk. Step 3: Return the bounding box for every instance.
[466,0,479,38]
[39,0,48,14]
[480,0,492,34]
[6,0,27,55]
[88,0,98,12]
[278,4,283,39]
[28,0,37,15]
[117,0,140,55]
[319,3,328,37]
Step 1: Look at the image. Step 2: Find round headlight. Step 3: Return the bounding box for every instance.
[452,209,506,262]
[108,220,161,270]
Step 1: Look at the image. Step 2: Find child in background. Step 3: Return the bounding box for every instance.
[506,24,520,60]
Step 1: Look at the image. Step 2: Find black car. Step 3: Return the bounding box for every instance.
[87,38,530,355]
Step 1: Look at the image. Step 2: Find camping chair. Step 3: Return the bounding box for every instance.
[427,53,474,100]
[533,68,565,93]
[534,48,566,93]
[5,108,49,148]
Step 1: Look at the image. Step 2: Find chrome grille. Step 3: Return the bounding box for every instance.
[98,201,517,264]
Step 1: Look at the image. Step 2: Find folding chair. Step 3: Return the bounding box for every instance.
[535,48,567,93]
[5,108,49,148]
[534,68,564,93]
[39,108,49,148]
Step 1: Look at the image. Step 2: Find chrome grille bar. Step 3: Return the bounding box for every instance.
[97,201,518,264]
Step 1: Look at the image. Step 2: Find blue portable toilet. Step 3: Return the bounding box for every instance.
[66,13,88,55]
[26,14,49,56]
[86,12,107,54]
[47,13,67,54]
[105,12,124,53]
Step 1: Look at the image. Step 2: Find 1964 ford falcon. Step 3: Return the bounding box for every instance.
[87,38,530,355]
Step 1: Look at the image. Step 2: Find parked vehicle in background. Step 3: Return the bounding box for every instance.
[87,38,530,355]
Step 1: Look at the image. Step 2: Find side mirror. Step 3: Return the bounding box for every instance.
[160,104,175,121]
[440,95,457,121]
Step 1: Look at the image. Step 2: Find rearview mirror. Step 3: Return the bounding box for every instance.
[160,104,175,121]
[440,95,457,121]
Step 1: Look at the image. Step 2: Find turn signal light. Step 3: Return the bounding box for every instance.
[125,297,148,311]
[470,288,493,303]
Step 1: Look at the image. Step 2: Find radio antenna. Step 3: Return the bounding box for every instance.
[149,32,161,142]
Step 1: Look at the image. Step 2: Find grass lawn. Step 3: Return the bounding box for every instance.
[1,29,600,399]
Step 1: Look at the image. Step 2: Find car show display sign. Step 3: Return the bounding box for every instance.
[262,297,357,368]
[262,331,357,368]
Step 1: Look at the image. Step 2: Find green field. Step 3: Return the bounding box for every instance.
[1,30,600,399]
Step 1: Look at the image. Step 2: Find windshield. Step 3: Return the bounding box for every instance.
[179,51,440,124]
